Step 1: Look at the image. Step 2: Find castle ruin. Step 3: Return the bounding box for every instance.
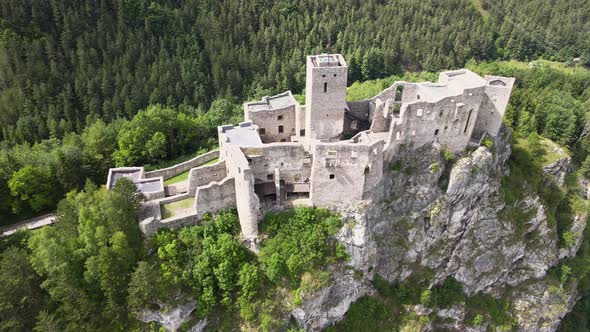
[106,54,515,242]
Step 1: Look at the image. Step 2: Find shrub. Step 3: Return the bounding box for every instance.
[481,137,494,149]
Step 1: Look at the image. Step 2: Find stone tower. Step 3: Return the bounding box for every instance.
[305,54,348,141]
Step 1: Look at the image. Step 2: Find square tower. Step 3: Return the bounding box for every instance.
[305,54,348,141]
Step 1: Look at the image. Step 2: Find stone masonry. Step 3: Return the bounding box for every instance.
[107,54,515,244]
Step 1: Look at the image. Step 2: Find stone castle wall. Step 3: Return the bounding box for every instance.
[384,86,485,157]
[242,143,311,184]
[310,139,384,206]
[145,150,219,180]
[223,145,260,240]
[472,76,516,139]
[194,177,236,219]
[187,161,227,194]
[245,104,298,143]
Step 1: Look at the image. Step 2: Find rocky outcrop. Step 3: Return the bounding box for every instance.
[543,149,571,187]
[511,278,578,332]
[291,267,375,331]
[293,126,586,331]
[137,301,196,331]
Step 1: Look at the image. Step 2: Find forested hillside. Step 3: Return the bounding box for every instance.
[1,0,589,145]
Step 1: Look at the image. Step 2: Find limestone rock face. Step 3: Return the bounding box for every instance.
[543,150,571,187]
[511,278,578,332]
[293,126,584,331]
[137,301,196,332]
[291,267,375,331]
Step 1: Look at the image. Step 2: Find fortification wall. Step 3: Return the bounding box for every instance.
[187,161,227,195]
[194,176,236,219]
[370,82,418,103]
[472,76,515,139]
[384,86,485,157]
[242,144,311,184]
[139,213,200,237]
[246,104,297,143]
[224,145,260,240]
[145,150,219,180]
[310,140,384,206]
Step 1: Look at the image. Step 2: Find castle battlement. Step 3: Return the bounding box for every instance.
[107,54,514,242]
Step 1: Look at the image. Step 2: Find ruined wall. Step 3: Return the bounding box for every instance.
[296,105,306,138]
[310,140,384,206]
[137,178,166,200]
[472,76,515,139]
[194,177,236,219]
[242,144,312,184]
[245,104,297,143]
[370,82,418,104]
[344,100,371,136]
[187,161,227,194]
[145,150,219,180]
[384,87,485,157]
[370,99,392,133]
[224,145,260,240]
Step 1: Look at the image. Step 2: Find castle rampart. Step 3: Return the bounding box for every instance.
[144,150,219,180]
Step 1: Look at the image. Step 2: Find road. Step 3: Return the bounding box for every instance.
[1,213,56,236]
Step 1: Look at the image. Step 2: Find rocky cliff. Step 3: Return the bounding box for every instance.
[294,127,586,331]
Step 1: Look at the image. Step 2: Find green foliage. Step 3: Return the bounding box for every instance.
[259,208,344,283]
[333,276,515,331]
[114,104,219,166]
[442,148,455,162]
[8,165,57,213]
[27,183,143,330]
[151,211,248,316]
[481,137,494,149]
[0,246,45,331]
[472,313,485,326]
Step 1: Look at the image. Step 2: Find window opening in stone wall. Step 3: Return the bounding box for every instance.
[364,166,370,175]
[464,109,473,133]
[267,174,274,181]
[300,129,305,136]
[439,110,443,117]
[333,73,337,77]
[329,174,335,179]
[278,125,284,133]
[259,128,266,135]
[324,82,328,93]
[395,86,404,101]
[434,129,439,136]
[280,139,286,142]
[417,95,421,100]
[322,74,326,78]
[278,115,283,120]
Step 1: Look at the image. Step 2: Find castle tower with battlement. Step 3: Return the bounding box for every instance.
[305,54,348,141]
